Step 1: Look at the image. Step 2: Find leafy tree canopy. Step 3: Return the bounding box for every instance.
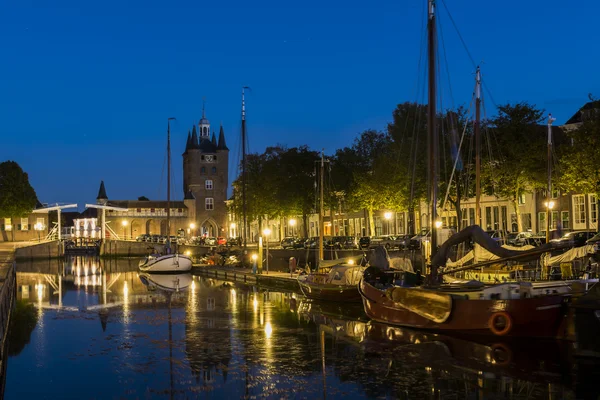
[0,160,38,218]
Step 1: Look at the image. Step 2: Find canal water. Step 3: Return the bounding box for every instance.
[3,256,599,399]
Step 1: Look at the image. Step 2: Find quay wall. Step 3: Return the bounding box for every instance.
[100,240,216,258]
[14,241,62,260]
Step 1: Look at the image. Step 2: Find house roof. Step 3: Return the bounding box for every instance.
[565,100,600,125]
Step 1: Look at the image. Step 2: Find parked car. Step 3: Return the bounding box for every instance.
[217,237,227,246]
[485,230,510,245]
[227,237,241,246]
[506,231,533,246]
[369,235,397,249]
[408,231,429,250]
[394,235,411,250]
[359,237,371,249]
[340,236,359,249]
[136,234,150,242]
[552,230,597,248]
[281,237,299,249]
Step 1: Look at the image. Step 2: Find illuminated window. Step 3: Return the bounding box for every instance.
[205,198,214,210]
[4,218,11,231]
[205,180,213,190]
[561,211,570,229]
[20,218,28,230]
[573,195,586,225]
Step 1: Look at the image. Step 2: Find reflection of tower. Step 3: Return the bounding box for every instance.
[185,278,232,383]
[182,104,229,237]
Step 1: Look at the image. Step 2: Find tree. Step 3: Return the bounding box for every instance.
[558,107,600,197]
[482,103,546,231]
[387,102,428,234]
[342,129,393,236]
[0,161,38,241]
[138,196,150,201]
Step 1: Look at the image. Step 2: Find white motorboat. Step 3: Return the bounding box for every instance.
[138,271,192,291]
[138,253,192,273]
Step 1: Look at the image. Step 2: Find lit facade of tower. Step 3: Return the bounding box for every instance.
[182,107,229,237]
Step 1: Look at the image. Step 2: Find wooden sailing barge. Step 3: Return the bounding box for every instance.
[358,0,594,338]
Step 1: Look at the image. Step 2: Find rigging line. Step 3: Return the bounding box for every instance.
[441,90,476,211]
[159,146,168,200]
[437,11,456,111]
[440,0,476,69]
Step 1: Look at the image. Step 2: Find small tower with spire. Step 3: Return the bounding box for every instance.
[199,100,210,138]
[96,180,108,206]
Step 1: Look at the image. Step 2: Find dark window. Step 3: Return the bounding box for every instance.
[201,155,205,160]
[211,167,217,174]
[151,208,155,213]
[137,208,141,213]
[214,155,217,161]
[201,167,206,173]
[177,208,182,213]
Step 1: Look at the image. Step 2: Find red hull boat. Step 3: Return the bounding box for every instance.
[359,277,569,337]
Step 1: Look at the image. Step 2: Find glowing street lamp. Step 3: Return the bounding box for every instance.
[384,212,392,235]
[434,220,443,229]
[289,218,296,237]
[121,220,128,240]
[263,228,271,274]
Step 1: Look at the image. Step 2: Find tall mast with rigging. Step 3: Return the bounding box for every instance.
[319,150,324,264]
[428,0,438,254]
[241,87,249,252]
[475,67,482,227]
[167,117,176,242]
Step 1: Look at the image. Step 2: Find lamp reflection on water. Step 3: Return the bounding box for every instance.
[264,322,273,339]
[123,280,130,324]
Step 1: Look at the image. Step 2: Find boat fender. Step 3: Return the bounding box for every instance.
[490,343,512,366]
[488,311,513,336]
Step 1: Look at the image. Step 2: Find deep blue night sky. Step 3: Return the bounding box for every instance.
[1,0,598,210]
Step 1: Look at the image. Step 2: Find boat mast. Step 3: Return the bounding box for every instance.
[428,0,438,253]
[167,117,176,241]
[475,67,481,227]
[546,113,556,243]
[241,87,248,252]
[319,150,324,263]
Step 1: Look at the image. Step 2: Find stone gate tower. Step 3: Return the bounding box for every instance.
[182,106,229,237]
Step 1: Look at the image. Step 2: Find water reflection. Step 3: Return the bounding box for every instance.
[4,256,599,399]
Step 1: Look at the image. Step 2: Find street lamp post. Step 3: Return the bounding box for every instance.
[545,201,555,242]
[263,228,271,274]
[121,220,128,241]
[384,212,392,235]
[189,223,196,238]
[289,218,297,237]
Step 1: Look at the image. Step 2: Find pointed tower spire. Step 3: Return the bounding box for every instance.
[96,180,108,205]
[211,132,217,146]
[217,123,228,150]
[191,125,198,147]
[185,130,192,151]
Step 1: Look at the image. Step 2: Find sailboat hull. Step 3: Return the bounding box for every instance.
[359,279,569,337]
[138,254,192,273]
